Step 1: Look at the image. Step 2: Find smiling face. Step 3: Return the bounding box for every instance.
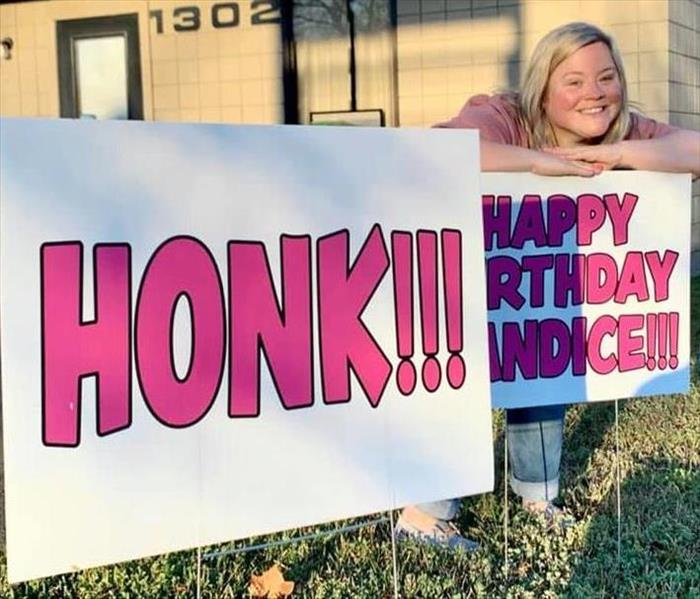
[544,41,622,147]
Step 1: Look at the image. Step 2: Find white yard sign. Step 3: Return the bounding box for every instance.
[483,172,691,409]
[0,119,494,582]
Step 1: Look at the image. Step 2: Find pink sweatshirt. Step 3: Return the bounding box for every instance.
[436,93,675,146]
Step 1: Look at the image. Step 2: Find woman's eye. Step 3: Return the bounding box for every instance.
[600,75,614,82]
[566,80,582,87]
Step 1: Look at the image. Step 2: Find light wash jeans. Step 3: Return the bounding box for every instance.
[419,405,566,520]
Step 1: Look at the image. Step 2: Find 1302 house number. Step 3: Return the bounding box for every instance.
[150,1,280,34]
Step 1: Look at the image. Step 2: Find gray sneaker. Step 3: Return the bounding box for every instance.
[523,501,576,532]
[395,514,479,552]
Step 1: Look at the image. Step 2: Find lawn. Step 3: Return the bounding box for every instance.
[1,281,699,598]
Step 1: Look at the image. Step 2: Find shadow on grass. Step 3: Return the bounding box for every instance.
[564,456,700,598]
[561,401,620,518]
[555,278,700,596]
[492,390,700,598]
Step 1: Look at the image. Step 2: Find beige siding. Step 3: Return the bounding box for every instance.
[395,0,692,126]
[396,0,700,271]
[0,0,282,124]
[669,0,700,272]
[1,0,698,264]
[397,4,518,126]
[1,1,155,118]
[147,0,282,124]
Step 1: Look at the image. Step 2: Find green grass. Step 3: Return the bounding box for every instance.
[2,285,700,598]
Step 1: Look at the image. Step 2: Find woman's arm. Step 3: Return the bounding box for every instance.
[480,140,603,176]
[545,129,700,177]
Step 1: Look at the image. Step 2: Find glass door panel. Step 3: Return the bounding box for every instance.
[74,35,128,120]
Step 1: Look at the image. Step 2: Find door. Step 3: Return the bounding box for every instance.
[57,13,143,119]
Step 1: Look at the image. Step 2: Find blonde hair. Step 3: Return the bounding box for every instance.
[517,22,631,149]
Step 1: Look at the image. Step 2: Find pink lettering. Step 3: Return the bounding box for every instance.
[228,236,312,417]
[586,253,618,304]
[577,193,606,246]
[587,315,617,374]
[604,192,638,245]
[615,252,649,303]
[136,237,225,427]
[41,242,131,446]
[317,225,392,407]
[617,314,646,372]
[645,250,679,302]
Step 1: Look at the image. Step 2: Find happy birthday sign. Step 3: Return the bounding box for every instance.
[484,172,690,409]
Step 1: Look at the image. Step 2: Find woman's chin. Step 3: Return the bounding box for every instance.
[569,126,609,144]
[579,118,614,139]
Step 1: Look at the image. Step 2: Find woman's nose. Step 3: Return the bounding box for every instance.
[583,79,604,98]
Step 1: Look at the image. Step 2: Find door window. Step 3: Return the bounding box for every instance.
[74,35,128,119]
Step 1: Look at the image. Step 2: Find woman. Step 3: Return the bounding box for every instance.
[396,21,700,550]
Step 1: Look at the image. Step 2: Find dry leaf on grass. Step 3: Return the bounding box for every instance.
[249,564,295,598]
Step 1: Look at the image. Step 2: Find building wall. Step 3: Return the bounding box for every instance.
[395,0,700,269]
[2,1,694,128]
[668,0,700,272]
[396,0,682,126]
[0,0,283,124]
[396,0,520,126]
[1,0,698,265]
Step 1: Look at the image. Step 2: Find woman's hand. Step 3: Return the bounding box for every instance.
[531,150,605,177]
[480,140,603,176]
[544,131,700,178]
[542,144,623,170]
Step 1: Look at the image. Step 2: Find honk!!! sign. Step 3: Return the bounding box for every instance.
[0,120,494,582]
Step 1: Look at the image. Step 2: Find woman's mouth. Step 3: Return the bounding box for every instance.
[579,107,606,115]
